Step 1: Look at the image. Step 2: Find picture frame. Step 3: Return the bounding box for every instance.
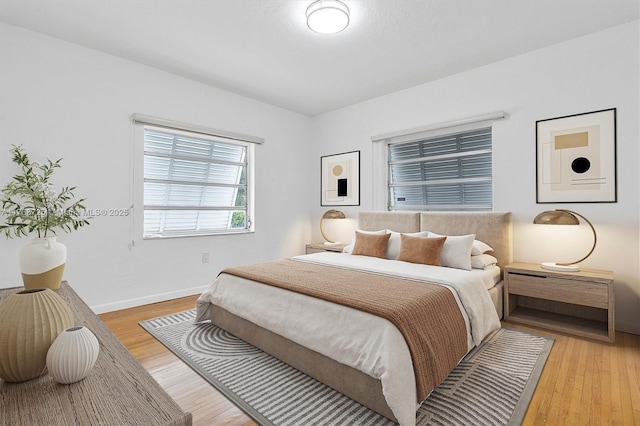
[321,150,360,206]
[536,108,616,203]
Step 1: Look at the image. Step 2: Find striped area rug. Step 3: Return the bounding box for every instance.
[140,310,553,426]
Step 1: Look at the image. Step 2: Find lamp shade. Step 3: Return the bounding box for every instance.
[306,0,350,34]
[533,209,597,272]
[533,210,580,226]
[320,209,346,243]
[322,209,346,220]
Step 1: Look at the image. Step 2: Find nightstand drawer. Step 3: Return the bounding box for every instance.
[508,273,608,308]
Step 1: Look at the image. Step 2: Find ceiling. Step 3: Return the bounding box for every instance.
[0,0,638,116]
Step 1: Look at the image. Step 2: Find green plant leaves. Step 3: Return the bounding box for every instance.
[0,145,91,239]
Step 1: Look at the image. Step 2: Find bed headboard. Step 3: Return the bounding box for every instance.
[357,211,513,271]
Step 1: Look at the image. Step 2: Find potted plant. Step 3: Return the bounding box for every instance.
[0,145,91,290]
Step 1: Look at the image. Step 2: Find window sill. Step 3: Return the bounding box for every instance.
[143,229,254,240]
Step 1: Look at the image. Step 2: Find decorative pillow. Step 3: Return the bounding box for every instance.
[396,234,446,266]
[471,253,498,270]
[471,239,494,256]
[351,231,391,259]
[343,229,387,254]
[387,230,430,260]
[427,232,476,271]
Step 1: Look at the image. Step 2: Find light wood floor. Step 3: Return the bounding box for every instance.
[100,295,640,426]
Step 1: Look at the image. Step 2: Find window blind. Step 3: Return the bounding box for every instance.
[388,127,492,211]
[143,127,250,237]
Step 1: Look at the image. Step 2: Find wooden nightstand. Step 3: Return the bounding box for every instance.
[504,262,614,343]
[305,242,347,254]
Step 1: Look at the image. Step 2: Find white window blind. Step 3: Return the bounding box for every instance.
[143,127,252,238]
[388,127,492,211]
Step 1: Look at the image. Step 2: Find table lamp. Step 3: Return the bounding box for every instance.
[320,209,345,245]
[533,209,597,272]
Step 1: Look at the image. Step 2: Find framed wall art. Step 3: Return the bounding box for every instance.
[536,108,616,203]
[321,150,360,206]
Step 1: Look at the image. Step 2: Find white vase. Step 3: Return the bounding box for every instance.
[19,237,67,290]
[46,326,99,384]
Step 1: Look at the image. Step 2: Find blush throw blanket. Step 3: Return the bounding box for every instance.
[221,258,468,402]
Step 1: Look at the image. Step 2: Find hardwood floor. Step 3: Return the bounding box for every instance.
[99,295,256,426]
[99,296,640,426]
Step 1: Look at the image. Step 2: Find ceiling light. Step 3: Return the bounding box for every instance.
[306,0,350,35]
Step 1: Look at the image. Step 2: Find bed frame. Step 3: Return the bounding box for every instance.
[208,211,512,423]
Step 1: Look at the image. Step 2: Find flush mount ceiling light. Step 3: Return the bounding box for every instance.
[306,0,350,35]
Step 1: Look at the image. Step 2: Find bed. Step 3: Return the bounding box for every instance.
[195,211,512,425]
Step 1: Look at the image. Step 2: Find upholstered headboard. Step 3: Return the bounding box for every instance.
[357,211,513,272]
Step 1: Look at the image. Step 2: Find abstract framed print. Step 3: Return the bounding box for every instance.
[321,150,360,206]
[536,108,616,203]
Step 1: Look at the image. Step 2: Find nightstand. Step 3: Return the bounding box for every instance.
[305,242,347,254]
[504,262,614,343]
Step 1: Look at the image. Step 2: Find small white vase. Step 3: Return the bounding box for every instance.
[19,237,67,290]
[46,326,99,385]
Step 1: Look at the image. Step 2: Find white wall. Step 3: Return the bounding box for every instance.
[310,21,640,334]
[0,23,314,311]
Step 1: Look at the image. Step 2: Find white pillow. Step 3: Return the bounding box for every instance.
[387,231,429,260]
[471,253,498,270]
[427,232,475,270]
[471,239,494,256]
[343,229,388,254]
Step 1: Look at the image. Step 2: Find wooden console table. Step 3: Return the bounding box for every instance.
[0,282,192,425]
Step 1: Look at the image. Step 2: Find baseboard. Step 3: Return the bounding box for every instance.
[91,285,210,314]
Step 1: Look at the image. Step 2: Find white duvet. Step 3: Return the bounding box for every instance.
[195,252,501,426]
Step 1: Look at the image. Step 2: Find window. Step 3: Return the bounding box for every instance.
[387,127,492,211]
[142,126,254,238]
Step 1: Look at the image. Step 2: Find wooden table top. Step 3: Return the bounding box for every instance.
[0,282,192,426]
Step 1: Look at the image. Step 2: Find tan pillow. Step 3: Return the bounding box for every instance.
[387,231,429,260]
[396,234,447,266]
[351,231,391,259]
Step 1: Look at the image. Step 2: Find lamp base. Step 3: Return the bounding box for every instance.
[540,262,580,272]
[323,241,342,246]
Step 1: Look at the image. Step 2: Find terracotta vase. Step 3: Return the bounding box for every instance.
[19,237,67,290]
[0,288,74,382]
[47,326,100,384]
